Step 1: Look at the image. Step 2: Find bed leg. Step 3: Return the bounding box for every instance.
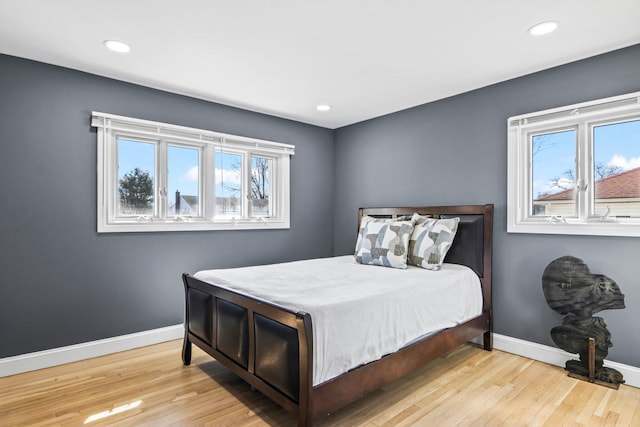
[182,338,192,365]
[483,331,493,351]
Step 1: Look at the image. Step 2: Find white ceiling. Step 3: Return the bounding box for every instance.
[1,1,639,129]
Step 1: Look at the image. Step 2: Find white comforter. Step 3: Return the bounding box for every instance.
[194,255,482,385]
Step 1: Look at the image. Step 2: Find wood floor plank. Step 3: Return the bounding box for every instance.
[1,340,639,426]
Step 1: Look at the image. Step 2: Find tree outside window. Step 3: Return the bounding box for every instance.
[119,167,154,215]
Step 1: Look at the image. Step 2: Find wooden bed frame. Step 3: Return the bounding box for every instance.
[181,204,493,426]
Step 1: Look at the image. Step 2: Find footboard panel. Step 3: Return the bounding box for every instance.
[216,299,249,368]
[255,314,300,401]
[187,287,214,347]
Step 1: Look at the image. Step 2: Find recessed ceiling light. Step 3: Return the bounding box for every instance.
[528,21,559,36]
[104,40,131,53]
[316,104,332,112]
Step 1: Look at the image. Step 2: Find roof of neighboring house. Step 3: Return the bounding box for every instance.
[182,195,199,206]
[536,167,640,201]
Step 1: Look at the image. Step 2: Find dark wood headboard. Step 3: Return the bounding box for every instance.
[358,204,494,311]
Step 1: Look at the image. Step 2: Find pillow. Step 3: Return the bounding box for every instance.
[407,213,459,270]
[354,216,415,269]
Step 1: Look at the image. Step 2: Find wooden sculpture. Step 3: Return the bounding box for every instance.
[542,255,625,388]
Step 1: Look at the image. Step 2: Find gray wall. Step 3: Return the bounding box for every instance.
[2,44,639,369]
[333,44,640,368]
[0,54,335,358]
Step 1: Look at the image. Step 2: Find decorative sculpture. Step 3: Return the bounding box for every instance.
[542,255,625,388]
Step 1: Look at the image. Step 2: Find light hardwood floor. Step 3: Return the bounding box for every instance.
[1,340,639,426]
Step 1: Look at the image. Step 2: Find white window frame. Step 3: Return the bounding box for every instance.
[92,112,294,232]
[507,91,640,237]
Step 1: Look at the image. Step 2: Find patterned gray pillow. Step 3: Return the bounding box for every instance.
[407,213,460,270]
[354,216,415,269]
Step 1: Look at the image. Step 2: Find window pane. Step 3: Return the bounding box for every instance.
[215,151,242,217]
[593,119,640,218]
[168,145,200,216]
[531,129,577,217]
[250,156,273,217]
[117,138,155,216]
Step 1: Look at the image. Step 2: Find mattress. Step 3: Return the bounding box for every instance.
[194,255,482,385]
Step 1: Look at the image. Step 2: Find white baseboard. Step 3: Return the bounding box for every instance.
[2,327,638,389]
[0,324,184,378]
[491,333,640,389]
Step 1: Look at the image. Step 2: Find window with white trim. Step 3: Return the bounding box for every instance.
[507,91,640,237]
[92,112,294,232]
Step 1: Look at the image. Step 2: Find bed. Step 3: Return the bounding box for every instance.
[181,204,493,426]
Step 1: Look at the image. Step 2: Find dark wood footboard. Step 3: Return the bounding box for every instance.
[182,274,314,424]
[182,204,493,426]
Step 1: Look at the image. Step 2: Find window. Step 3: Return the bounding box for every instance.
[92,112,294,232]
[250,156,274,218]
[118,138,156,217]
[507,91,640,237]
[215,150,243,218]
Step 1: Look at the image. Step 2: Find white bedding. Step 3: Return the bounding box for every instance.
[194,255,482,386]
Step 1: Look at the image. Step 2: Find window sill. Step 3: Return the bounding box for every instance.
[98,218,290,233]
[507,218,640,237]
